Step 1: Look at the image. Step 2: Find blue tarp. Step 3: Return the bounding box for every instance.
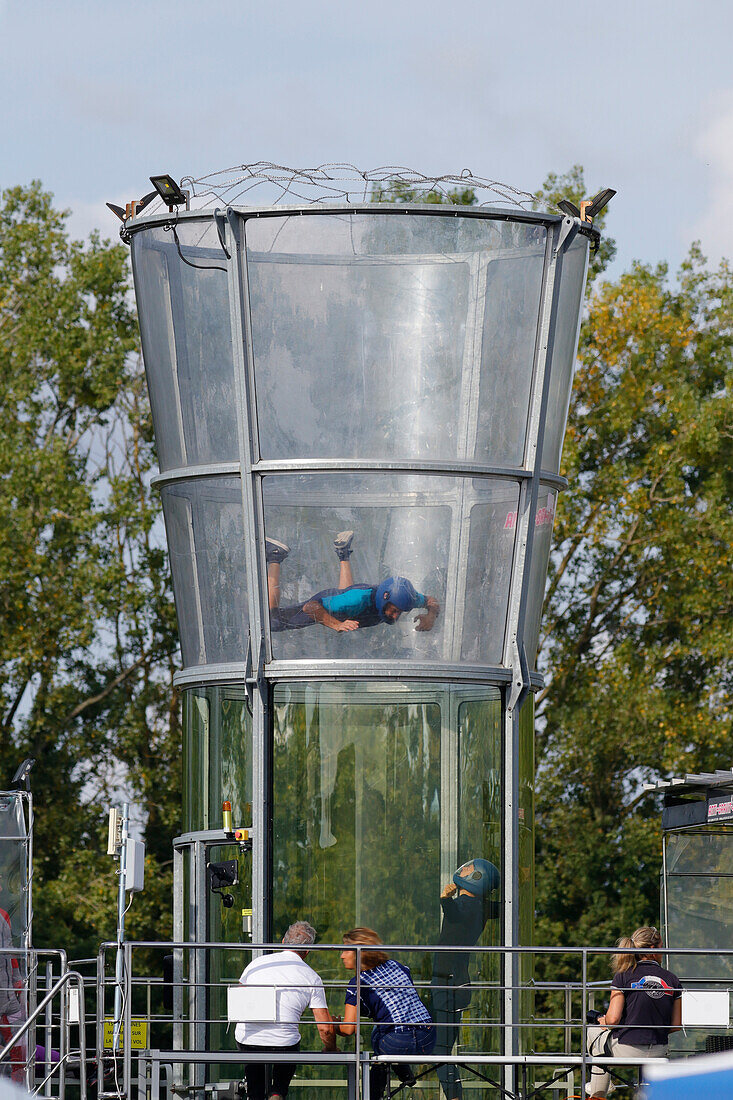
[643,1053,733,1098]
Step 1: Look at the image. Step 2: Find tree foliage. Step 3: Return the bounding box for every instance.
[0,183,180,957]
[533,170,733,966]
[1,173,730,978]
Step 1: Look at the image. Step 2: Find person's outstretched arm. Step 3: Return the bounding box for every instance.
[312,1006,338,1050]
[333,1002,358,1037]
[302,600,359,632]
[414,596,440,632]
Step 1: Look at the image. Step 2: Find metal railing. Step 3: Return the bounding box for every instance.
[0,948,88,1099]
[91,941,733,1100]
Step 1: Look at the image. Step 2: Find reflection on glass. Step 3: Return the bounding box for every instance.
[246,214,546,465]
[0,795,28,950]
[272,684,503,989]
[182,688,253,1062]
[272,682,442,977]
[453,697,503,1059]
[524,490,558,666]
[183,686,252,834]
[133,222,238,470]
[477,252,546,466]
[161,479,248,668]
[541,236,588,473]
[666,831,733,982]
[264,473,519,665]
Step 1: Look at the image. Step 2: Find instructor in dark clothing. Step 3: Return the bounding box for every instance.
[586,926,681,1099]
[431,859,500,1100]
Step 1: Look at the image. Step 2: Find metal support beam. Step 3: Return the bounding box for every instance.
[501,217,578,1093]
[226,210,272,948]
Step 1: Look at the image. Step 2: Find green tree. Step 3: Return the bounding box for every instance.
[0,182,180,957]
[532,172,733,967]
[371,179,477,206]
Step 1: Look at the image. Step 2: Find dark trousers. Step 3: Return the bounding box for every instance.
[236,1040,300,1100]
[371,1026,435,1100]
[431,982,471,1100]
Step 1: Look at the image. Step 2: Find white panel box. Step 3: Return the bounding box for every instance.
[126,839,146,894]
[681,989,730,1027]
[227,984,278,1023]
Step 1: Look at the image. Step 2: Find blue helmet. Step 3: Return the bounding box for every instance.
[375,577,419,622]
[453,858,500,898]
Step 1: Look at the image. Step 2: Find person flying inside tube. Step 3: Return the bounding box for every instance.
[265,530,440,634]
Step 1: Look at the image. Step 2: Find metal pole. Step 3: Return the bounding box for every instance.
[113,803,130,1051]
[225,209,271,949]
[124,942,133,1100]
[44,960,53,1098]
[580,949,588,1098]
[172,843,184,1053]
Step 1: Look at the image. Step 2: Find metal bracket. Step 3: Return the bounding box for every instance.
[213,209,231,259]
[226,207,241,247]
[244,633,268,716]
[256,633,267,707]
[244,634,254,715]
[507,642,531,715]
[554,216,580,257]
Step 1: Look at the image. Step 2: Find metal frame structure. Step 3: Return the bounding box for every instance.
[645,769,733,996]
[127,201,593,1097]
[94,938,733,1100]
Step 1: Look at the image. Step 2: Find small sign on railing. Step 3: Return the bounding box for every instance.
[68,987,80,1024]
[103,1018,149,1049]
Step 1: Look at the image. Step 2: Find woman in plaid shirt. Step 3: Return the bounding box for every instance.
[334,927,435,1099]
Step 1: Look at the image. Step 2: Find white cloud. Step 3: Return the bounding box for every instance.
[692,92,733,265]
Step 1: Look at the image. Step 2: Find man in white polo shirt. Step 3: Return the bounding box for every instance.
[235,920,336,1100]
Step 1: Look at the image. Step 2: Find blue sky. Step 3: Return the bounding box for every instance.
[2,0,732,280]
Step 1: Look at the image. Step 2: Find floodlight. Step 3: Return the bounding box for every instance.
[150,174,189,208]
[557,199,580,218]
[107,190,158,222]
[135,190,158,215]
[12,758,35,791]
[585,188,617,219]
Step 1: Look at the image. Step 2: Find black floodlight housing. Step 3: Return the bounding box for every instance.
[585,188,616,219]
[557,199,581,218]
[107,190,158,222]
[135,190,158,215]
[150,174,188,208]
[208,859,238,909]
[12,758,35,791]
[557,189,616,224]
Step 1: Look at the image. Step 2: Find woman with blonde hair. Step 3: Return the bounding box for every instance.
[586,926,682,1098]
[334,928,435,1099]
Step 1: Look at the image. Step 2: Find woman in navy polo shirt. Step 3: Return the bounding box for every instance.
[586,926,682,1098]
[335,927,435,1099]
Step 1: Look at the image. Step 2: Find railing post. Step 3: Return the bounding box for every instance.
[581,949,588,1098]
[76,973,88,1100]
[124,941,133,1100]
[44,960,53,1098]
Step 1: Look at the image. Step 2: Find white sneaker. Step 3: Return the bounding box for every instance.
[333,530,354,560]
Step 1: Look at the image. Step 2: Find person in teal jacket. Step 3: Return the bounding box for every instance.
[266,531,440,634]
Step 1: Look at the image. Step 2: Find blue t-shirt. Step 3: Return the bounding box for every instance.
[318,585,427,627]
[345,960,432,1040]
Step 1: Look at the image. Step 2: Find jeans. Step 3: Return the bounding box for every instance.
[371,1026,436,1099]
